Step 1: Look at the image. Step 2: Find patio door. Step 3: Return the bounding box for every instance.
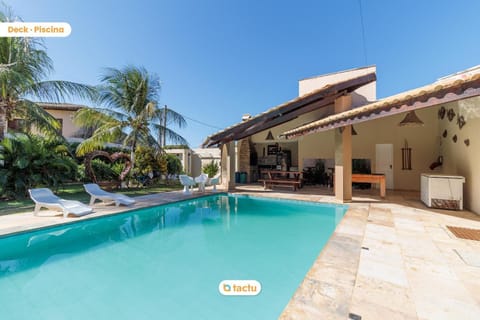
[375,144,394,189]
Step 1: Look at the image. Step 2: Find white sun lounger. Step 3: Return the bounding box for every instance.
[83,183,136,207]
[28,188,93,218]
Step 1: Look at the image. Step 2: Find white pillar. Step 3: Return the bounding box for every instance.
[221,142,236,190]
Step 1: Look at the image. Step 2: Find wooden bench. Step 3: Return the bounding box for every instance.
[258,179,302,191]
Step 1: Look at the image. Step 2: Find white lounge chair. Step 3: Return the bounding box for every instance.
[28,188,93,218]
[195,173,209,192]
[208,174,220,192]
[179,175,196,195]
[83,183,136,207]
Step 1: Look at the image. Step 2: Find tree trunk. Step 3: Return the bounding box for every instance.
[130,140,136,172]
[0,108,7,140]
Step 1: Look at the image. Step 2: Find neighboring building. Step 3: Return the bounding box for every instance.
[165,147,193,175]
[204,65,480,214]
[191,148,221,176]
[165,146,221,177]
[8,102,86,139]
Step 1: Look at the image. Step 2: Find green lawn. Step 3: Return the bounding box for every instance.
[0,182,183,216]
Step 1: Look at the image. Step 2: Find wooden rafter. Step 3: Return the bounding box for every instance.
[203,72,376,147]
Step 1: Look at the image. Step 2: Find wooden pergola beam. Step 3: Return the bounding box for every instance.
[203,72,376,147]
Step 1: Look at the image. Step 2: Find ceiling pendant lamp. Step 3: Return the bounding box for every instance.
[338,125,358,135]
[398,111,424,126]
[265,130,274,140]
[351,125,358,136]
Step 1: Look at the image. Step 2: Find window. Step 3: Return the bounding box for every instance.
[56,118,63,135]
[7,119,26,131]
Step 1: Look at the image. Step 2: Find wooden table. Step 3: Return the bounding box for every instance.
[259,170,303,191]
[352,174,386,197]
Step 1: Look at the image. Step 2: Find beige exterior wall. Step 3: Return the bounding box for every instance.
[293,107,440,191]
[165,148,192,175]
[43,109,80,138]
[191,148,221,177]
[298,66,376,107]
[166,148,221,177]
[439,97,480,214]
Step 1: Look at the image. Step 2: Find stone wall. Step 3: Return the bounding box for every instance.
[238,138,251,183]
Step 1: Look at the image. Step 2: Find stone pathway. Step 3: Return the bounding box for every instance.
[272,193,480,319]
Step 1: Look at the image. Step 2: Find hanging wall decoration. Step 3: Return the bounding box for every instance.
[438,106,446,119]
[442,129,447,138]
[401,140,412,170]
[452,135,458,143]
[464,139,470,147]
[457,115,466,129]
[447,109,456,121]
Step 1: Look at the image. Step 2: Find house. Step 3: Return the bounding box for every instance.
[204,65,480,214]
[8,102,86,139]
[164,146,221,177]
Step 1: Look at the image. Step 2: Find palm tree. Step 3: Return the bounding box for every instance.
[0,8,97,140]
[74,66,187,168]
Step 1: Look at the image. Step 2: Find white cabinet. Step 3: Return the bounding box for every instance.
[421,174,465,210]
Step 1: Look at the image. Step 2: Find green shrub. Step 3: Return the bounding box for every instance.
[90,159,119,181]
[202,160,219,178]
[134,146,161,177]
[166,154,182,175]
[0,133,78,198]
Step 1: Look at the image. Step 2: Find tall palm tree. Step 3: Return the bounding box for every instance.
[0,8,97,140]
[74,66,187,167]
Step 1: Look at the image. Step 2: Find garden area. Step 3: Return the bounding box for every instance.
[0,6,196,215]
[0,134,185,215]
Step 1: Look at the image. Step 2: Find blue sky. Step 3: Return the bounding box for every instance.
[7,0,480,147]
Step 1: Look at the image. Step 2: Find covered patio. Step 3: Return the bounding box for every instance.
[205,66,480,214]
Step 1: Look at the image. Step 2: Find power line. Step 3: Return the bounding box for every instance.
[358,0,368,65]
[181,113,223,130]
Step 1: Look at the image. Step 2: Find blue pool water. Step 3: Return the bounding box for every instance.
[0,194,346,320]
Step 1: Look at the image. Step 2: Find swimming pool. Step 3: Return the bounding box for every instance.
[0,194,347,319]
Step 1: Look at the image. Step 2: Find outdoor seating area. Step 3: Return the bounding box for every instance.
[258,169,303,191]
[179,174,221,194]
[28,185,140,218]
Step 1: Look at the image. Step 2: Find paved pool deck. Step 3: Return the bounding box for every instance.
[1,185,480,320]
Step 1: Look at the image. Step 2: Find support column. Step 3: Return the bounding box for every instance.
[334,95,352,202]
[221,142,236,190]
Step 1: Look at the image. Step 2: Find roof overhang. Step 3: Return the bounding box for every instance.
[38,102,85,111]
[283,73,480,139]
[202,72,376,147]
